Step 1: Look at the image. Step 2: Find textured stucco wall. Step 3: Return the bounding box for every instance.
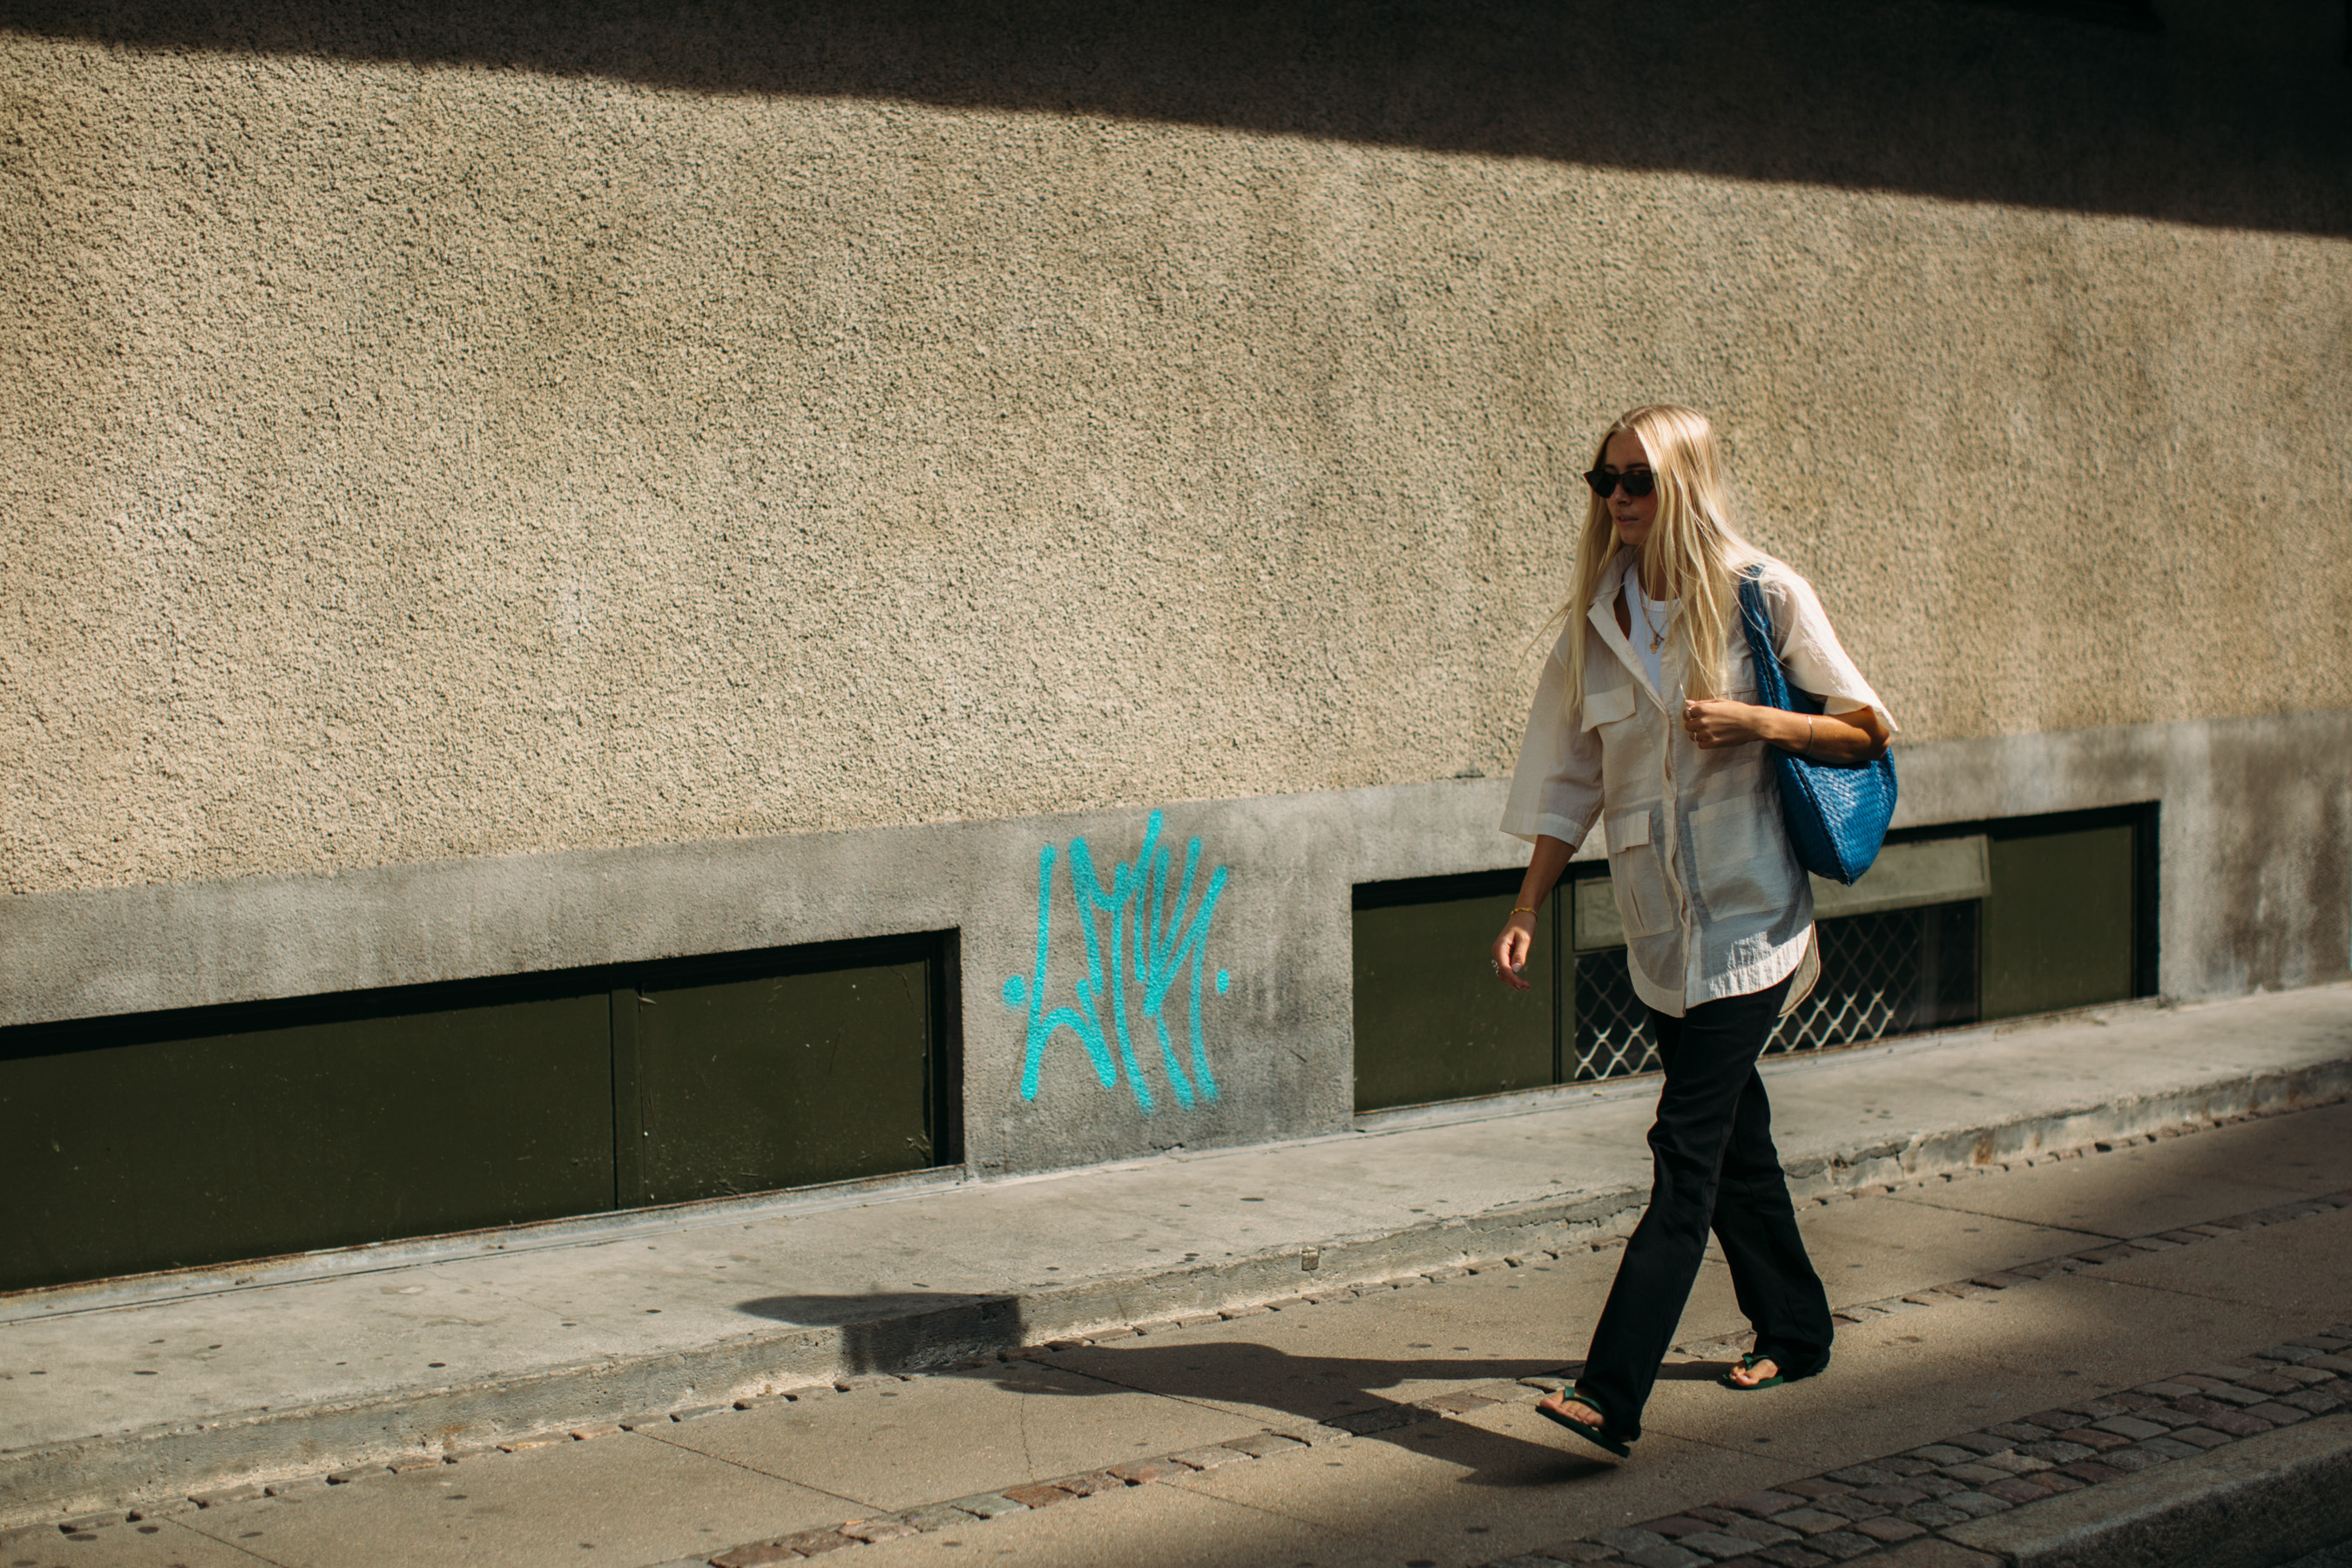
[6,1,2350,900]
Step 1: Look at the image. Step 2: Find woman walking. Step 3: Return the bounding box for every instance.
[1490,403,1895,1459]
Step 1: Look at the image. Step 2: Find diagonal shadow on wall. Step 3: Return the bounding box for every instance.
[10,0,2349,236]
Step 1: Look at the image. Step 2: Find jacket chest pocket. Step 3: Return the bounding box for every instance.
[1581,682,1636,732]
[1605,809,1673,938]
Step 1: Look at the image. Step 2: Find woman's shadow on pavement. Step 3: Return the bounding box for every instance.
[990,1336,1733,1488]
[734,1291,1734,1487]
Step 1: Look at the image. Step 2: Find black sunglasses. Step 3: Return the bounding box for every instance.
[1584,468,1657,499]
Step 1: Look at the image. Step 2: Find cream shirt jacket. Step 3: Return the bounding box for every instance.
[1501,551,1897,1017]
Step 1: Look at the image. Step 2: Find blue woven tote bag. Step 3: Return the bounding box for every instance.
[1734,567,1896,886]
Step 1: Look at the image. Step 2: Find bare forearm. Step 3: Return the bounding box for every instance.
[1685,699,1889,762]
[1749,706,1887,764]
[1491,834,1575,990]
[1514,834,1576,915]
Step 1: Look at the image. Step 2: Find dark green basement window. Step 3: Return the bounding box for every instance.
[1352,805,2155,1113]
[0,932,959,1293]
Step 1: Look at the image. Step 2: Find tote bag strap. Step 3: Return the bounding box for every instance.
[1737,566,1788,707]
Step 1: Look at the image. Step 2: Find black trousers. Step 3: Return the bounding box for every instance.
[1572,974,1834,1438]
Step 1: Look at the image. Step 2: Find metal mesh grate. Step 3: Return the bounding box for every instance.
[1572,950,1658,1081]
[1573,901,1978,1081]
[1767,900,1977,1055]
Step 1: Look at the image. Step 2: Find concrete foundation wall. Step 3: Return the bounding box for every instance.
[6,713,2346,1177]
[5,0,2351,899]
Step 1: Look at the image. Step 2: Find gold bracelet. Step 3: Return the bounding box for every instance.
[1510,905,1538,916]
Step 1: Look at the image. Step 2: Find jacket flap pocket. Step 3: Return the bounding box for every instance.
[1581,684,1636,730]
[1606,810,1652,852]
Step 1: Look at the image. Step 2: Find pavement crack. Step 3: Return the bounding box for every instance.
[2058,1267,2296,1311]
[637,1429,875,1510]
[1671,1428,1804,1462]
[1038,1360,1291,1425]
[1048,1364,1156,1395]
[1881,1193,2126,1240]
[170,1512,301,1566]
[1166,1475,1369,1532]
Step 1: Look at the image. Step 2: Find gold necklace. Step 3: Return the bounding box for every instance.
[1635,584,1666,652]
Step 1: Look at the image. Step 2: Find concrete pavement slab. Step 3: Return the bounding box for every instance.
[847,1469,1343,1568]
[165,1430,851,1568]
[0,1516,269,1568]
[2062,1205,2352,1321]
[1791,1192,2101,1306]
[1892,1100,2352,1237]
[1956,1268,2309,1386]
[648,1360,1265,1514]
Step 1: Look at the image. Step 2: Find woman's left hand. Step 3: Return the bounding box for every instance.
[1682,698,1768,749]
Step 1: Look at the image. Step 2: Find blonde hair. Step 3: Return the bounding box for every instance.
[1558,403,1765,706]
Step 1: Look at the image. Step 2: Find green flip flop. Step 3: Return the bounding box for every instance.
[1719,1349,1830,1391]
[1535,1386,1633,1458]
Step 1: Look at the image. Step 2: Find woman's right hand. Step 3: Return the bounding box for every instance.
[1491,836,1571,992]
[1491,910,1538,990]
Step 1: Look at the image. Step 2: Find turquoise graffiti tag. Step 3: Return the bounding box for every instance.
[1000,811,1233,1114]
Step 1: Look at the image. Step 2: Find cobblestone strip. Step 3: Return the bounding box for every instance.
[1476,1327,2352,1568]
